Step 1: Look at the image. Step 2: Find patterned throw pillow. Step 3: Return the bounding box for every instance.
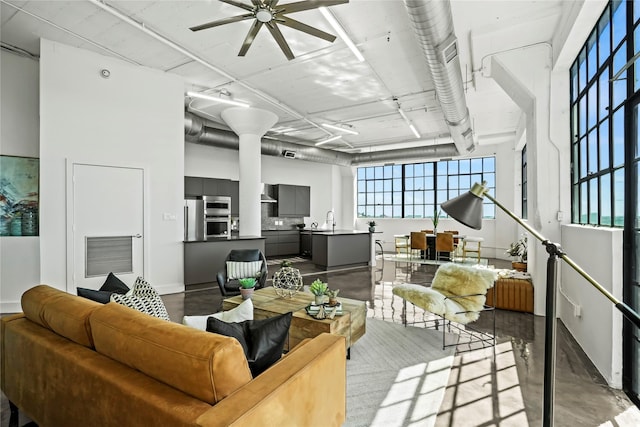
[110,277,171,321]
[226,261,263,280]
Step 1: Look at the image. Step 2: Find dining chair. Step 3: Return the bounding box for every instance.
[409,231,428,259]
[444,230,461,252]
[435,232,455,261]
[394,235,410,256]
[421,229,434,234]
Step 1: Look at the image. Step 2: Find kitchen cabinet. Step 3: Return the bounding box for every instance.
[184,177,239,215]
[185,177,203,197]
[262,230,300,257]
[276,184,310,217]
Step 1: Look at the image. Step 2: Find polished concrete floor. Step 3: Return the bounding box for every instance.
[3,256,640,426]
[169,255,639,427]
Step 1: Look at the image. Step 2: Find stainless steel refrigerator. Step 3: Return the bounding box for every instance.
[184,199,204,241]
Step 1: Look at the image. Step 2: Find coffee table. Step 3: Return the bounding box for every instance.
[222,287,366,357]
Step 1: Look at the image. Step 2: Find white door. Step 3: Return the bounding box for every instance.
[70,163,145,290]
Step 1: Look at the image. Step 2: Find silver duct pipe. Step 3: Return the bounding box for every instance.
[403,0,476,154]
[185,112,458,166]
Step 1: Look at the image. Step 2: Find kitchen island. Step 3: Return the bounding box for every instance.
[184,236,265,286]
[308,230,372,269]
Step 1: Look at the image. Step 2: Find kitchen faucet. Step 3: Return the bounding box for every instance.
[326,210,336,233]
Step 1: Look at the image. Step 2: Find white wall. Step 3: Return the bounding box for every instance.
[39,40,185,295]
[0,51,41,313]
[560,225,624,387]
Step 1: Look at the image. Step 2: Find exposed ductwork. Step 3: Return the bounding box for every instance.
[184,112,459,166]
[403,0,476,154]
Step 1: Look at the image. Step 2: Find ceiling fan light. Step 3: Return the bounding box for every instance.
[256,9,272,23]
[319,7,365,62]
[187,91,250,108]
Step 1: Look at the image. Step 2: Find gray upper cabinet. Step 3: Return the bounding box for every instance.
[185,178,239,215]
[276,184,310,217]
[185,177,203,197]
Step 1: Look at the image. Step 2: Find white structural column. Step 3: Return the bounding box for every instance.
[221,107,278,237]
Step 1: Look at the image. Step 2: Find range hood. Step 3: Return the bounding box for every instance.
[261,183,277,203]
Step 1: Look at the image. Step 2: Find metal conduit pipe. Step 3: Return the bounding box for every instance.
[403,0,476,154]
[185,111,459,166]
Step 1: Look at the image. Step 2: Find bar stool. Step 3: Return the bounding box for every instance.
[462,237,483,262]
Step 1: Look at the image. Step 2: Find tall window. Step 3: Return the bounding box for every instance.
[570,2,624,227]
[570,0,640,406]
[522,145,528,220]
[357,156,496,219]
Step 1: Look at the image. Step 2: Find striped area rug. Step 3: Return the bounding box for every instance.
[345,318,456,427]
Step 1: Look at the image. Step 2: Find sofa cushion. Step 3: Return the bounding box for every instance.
[206,312,293,377]
[182,298,253,330]
[110,277,170,321]
[226,261,263,280]
[90,302,253,405]
[77,273,130,304]
[77,288,114,304]
[21,285,101,348]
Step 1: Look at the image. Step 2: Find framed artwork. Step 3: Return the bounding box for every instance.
[0,155,39,236]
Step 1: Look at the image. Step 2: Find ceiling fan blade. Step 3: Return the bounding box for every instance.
[278,0,349,14]
[238,20,264,56]
[219,0,255,12]
[190,13,254,32]
[266,22,295,60]
[277,15,336,42]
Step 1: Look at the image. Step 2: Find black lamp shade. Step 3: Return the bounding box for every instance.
[441,191,484,230]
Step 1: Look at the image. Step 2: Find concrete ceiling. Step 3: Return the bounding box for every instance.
[1,0,567,155]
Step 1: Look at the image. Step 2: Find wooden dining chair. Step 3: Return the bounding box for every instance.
[421,229,434,234]
[409,231,428,259]
[435,232,455,261]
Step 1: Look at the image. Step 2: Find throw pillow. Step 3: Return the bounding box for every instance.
[77,272,131,304]
[110,277,171,321]
[77,287,114,304]
[206,312,293,377]
[182,298,254,330]
[100,272,130,294]
[227,260,263,280]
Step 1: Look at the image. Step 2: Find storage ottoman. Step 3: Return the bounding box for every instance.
[486,272,534,313]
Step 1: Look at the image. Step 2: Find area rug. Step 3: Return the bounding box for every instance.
[384,253,489,267]
[346,318,457,427]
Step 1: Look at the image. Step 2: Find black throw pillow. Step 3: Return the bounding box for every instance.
[100,272,129,294]
[206,312,293,377]
[76,287,114,304]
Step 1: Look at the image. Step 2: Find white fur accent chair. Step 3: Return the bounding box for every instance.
[392,263,498,350]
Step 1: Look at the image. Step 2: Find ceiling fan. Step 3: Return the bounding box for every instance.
[190,0,349,60]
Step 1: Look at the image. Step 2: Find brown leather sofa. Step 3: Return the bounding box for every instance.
[1,285,347,427]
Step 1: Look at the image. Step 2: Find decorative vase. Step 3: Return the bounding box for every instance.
[10,216,22,236]
[314,294,324,305]
[369,226,375,232]
[21,208,38,236]
[240,287,255,300]
[328,296,338,306]
[273,266,303,298]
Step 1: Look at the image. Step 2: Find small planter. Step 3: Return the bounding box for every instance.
[240,287,255,300]
[314,294,324,305]
[512,261,527,272]
[328,296,339,306]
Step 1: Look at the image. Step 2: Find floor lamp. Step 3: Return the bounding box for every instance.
[441,181,640,427]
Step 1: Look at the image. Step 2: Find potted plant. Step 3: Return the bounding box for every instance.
[507,235,528,272]
[432,209,441,234]
[309,279,328,305]
[273,260,303,298]
[368,220,376,232]
[325,288,340,306]
[238,277,256,300]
